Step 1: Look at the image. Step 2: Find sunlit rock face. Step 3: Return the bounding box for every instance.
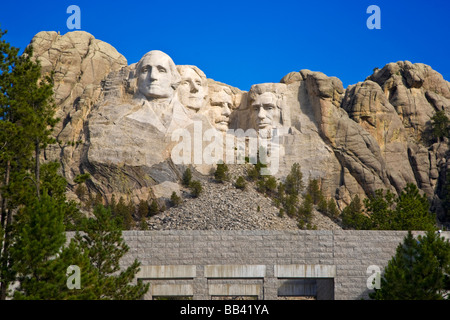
[32,31,449,220]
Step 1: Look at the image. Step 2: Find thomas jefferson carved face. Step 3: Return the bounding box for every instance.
[177,66,207,112]
[137,51,179,100]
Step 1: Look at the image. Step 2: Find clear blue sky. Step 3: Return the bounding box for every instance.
[1,0,449,91]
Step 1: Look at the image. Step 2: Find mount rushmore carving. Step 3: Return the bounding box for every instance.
[30,31,450,220]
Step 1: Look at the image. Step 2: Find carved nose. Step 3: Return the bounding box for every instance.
[149,68,158,80]
[222,104,231,116]
[190,84,198,93]
[258,108,266,119]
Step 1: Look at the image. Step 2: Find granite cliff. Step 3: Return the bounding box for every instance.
[29,31,450,228]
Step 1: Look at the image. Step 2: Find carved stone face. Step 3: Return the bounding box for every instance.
[209,87,233,132]
[137,51,176,99]
[251,92,280,131]
[177,67,207,112]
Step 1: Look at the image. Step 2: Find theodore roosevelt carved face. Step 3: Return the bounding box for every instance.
[208,85,233,132]
[136,50,180,100]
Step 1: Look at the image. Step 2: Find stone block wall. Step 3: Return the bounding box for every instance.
[108,230,449,300]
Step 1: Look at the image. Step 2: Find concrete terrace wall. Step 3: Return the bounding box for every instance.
[112,230,450,300]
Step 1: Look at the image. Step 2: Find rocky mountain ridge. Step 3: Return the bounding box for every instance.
[28,31,450,229]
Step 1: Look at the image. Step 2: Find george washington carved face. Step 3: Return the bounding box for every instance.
[136,50,180,100]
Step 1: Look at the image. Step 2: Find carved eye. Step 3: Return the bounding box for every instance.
[141,66,149,73]
[196,81,202,86]
[158,66,167,73]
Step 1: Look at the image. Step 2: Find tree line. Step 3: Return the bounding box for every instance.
[0,29,148,299]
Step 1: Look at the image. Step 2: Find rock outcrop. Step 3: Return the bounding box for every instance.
[29,31,450,227]
[30,31,128,188]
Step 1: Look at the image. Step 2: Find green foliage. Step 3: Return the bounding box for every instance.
[214,163,229,183]
[247,159,267,182]
[341,184,435,231]
[341,195,371,230]
[298,194,313,229]
[170,191,182,207]
[284,163,303,196]
[317,196,339,219]
[182,167,192,187]
[429,110,449,142]
[10,192,66,299]
[149,199,159,217]
[256,176,277,195]
[370,230,450,300]
[74,173,91,185]
[235,176,247,190]
[137,200,149,220]
[189,180,203,198]
[113,196,134,230]
[306,179,323,205]
[0,29,62,298]
[443,169,450,221]
[73,205,149,299]
[365,183,434,231]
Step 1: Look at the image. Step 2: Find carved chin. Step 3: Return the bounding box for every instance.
[215,122,229,132]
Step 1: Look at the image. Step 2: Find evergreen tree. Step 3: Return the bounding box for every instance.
[115,196,133,230]
[136,200,149,220]
[284,163,303,196]
[364,189,396,230]
[306,178,323,205]
[214,163,229,183]
[10,191,66,299]
[430,110,449,142]
[326,198,340,219]
[0,31,70,298]
[182,167,192,187]
[73,205,149,299]
[148,199,159,217]
[298,194,313,229]
[370,230,450,300]
[170,191,182,207]
[392,183,434,230]
[341,195,371,230]
[189,180,203,198]
[364,184,435,231]
[235,176,247,190]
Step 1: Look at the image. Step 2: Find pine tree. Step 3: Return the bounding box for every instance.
[364,189,396,230]
[235,176,247,190]
[115,196,133,230]
[73,205,149,299]
[392,183,434,230]
[298,194,313,229]
[284,163,303,196]
[370,230,450,300]
[137,200,149,220]
[341,195,371,230]
[214,163,229,183]
[149,199,159,217]
[306,178,323,205]
[170,191,182,207]
[189,180,203,198]
[430,110,449,142]
[10,191,66,299]
[0,30,67,299]
[182,167,192,187]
